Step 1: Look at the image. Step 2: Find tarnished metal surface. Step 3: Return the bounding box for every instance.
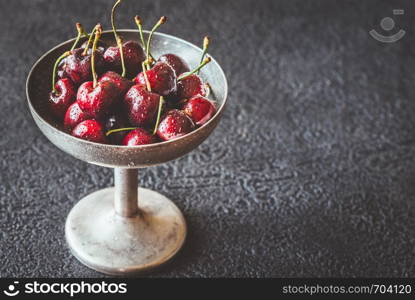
[114,168,139,217]
[26,30,228,168]
[65,187,187,275]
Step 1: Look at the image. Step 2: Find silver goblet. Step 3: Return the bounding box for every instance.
[26,30,228,275]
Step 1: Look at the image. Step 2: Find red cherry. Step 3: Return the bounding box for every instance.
[156,109,194,141]
[64,102,88,130]
[122,128,156,146]
[49,78,76,118]
[58,48,105,85]
[72,119,106,143]
[123,85,162,127]
[76,81,118,119]
[177,74,206,100]
[134,62,177,96]
[103,0,146,78]
[182,96,216,126]
[99,71,133,98]
[157,53,190,76]
[76,24,118,119]
[56,23,90,80]
[104,41,146,78]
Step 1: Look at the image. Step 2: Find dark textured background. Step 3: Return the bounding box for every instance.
[1,0,415,277]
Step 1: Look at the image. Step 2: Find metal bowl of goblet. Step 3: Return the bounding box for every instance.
[26,30,228,275]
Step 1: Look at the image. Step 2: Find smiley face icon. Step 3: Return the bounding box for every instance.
[3,282,20,297]
[370,9,405,43]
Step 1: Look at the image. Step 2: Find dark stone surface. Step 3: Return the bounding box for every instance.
[1,0,415,277]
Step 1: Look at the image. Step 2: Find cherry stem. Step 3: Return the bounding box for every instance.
[178,57,212,81]
[106,127,137,136]
[117,36,126,77]
[198,36,210,74]
[153,96,164,135]
[51,51,71,92]
[145,16,166,69]
[141,61,151,91]
[135,16,146,51]
[111,0,126,77]
[82,25,98,56]
[92,24,102,88]
[70,23,86,51]
[135,16,154,64]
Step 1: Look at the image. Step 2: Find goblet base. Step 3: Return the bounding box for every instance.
[65,187,187,275]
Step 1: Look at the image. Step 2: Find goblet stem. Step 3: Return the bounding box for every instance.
[114,168,138,217]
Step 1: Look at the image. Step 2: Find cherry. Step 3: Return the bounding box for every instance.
[57,24,105,85]
[122,128,156,146]
[50,23,87,116]
[76,25,118,118]
[57,23,88,79]
[134,62,177,96]
[133,17,174,95]
[103,113,130,144]
[64,102,88,130]
[177,74,206,99]
[104,41,145,78]
[156,37,207,87]
[124,85,162,127]
[99,71,133,98]
[182,96,216,126]
[156,109,194,141]
[176,57,211,99]
[77,80,118,118]
[157,54,189,76]
[103,0,145,77]
[72,119,106,143]
[58,47,105,85]
[49,77,76,118]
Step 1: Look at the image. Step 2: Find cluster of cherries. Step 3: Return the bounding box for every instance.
[48,0,216,146]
